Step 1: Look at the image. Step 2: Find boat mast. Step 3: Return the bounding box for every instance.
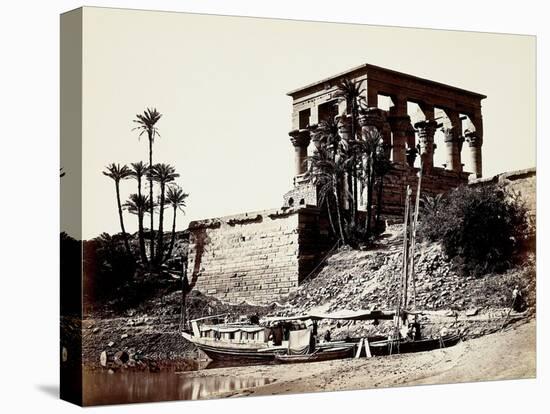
[409,161,423,309]
[397,185,412,331]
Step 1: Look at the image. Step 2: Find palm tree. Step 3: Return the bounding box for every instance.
[306,146,350,244]
[129,162,149,265]
[374,143,392,228]
[356,127,385,235]
[334,79,366,223]
[164,185,189,263]
[133,108,162,262]
[103,163,133,256]
[313,118,341,156]
[150,163,179,264]
[420,193,444,216]
[123,193,150,264]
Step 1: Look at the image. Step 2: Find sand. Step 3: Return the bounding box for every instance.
[179,319,536,398]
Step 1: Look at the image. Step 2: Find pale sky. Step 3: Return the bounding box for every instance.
[75,7,535,239]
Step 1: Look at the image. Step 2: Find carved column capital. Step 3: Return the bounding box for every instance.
[414,119,438,138]
[465,130,483,147]
[289,128,311,148]
[336,114,353,141]
[359,107,385,130]
[414,120,437,173]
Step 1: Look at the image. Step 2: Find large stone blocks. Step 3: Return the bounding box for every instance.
[187,207,331,304]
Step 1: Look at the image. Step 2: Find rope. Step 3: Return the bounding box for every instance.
[299,240,341,285]
[181,239,340,327]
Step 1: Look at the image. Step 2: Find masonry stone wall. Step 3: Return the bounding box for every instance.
[377,166,536,221]
[470,167,536,221]
[187,207,331,305]
[375,164,470,220]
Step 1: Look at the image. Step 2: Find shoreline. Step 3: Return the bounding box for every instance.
[177,319,535,399]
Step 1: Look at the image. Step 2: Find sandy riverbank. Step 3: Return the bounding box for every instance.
[179,319,535,398]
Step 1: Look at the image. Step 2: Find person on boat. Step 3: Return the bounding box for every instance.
[406,323,416,341]
[412,316,422,340]
[399,322,409,340]
[324,329,332,343]
[249,313,260,325]
[272,324,283,346]
[309,330,317,353]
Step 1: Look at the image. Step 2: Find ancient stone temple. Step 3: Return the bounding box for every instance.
[188,64,486,304]
[283,63,486,219]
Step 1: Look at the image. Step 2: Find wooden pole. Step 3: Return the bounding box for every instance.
[402,186,412,312]
[409,162,423,309]
[397,185,411,334]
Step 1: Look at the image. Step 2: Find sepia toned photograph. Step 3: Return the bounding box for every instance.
[60,6,536,406]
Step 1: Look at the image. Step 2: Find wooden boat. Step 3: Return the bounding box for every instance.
[369,333,461,356]
[182,317,290,362]
[275,345,355,364]
[183,311,392,363]
[182,332,287,361]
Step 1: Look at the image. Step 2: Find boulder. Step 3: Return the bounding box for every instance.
[100,351,108,367]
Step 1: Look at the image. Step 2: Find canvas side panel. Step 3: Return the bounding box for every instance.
[60,7,83,407]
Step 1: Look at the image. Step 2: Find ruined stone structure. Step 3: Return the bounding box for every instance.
[188,207,331,304]
[284,63,486,219]
[470,167,536,223]
[188,64,489,304]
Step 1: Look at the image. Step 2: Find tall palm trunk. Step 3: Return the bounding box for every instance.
[115,182,131,255]
[333,179,346,244]
[350,102,358,225]
[148,133,155,262]
[155,181,167,264]
[376,174,384,226]
[164,205,178,263]
[136,176,148,265]
[325,196,337,237]
[366,157,375,236]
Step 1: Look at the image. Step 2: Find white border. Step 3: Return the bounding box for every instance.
[1,1,547,413]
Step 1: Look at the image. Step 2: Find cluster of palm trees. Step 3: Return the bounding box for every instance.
[305,79,392,246]
[103,108,189,271]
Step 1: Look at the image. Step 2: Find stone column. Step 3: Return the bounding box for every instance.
[465,131,483,178]
[388,115,410,165]
[464,112,483,178]
[358,107,384,137]
[414,119,437,173]
[405,124,417,168]
[442,126,464,172]
[441,111,464,173]
[337,114,353,140]
[289,129,311,176]
[336,114,353,210]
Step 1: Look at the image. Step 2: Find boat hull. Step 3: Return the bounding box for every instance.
[369,334,461,356]
[182,332,286,361]
[275,346,355,364]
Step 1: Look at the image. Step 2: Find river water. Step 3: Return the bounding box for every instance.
[83,369,273,406]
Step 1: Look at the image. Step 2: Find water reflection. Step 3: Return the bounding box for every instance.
[83,370,273,406]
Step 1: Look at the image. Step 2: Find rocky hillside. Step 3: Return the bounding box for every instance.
[280,237,535,315]
[266,224,535,341]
